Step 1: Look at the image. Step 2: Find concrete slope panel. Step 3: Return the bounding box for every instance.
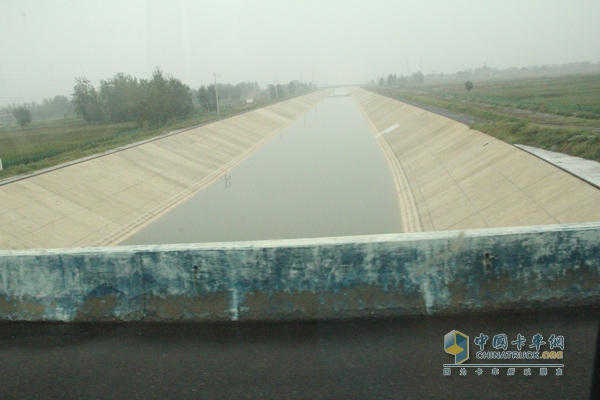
[354,88,600,232]
[0,91,329,250]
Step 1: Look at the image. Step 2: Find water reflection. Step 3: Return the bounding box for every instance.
[121,95,401,245]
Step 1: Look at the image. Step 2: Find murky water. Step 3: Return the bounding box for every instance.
[120,94,401,245]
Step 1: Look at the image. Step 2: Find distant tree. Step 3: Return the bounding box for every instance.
[411,71,424,84]
[165,75,194,120]
[457,68,473,79]
[288,81,297,95]
[219,83,241,101]
[132,69,193,126]
[12,106,32,130]
[387,74,397,87]
[269,84,277,100]
[24,96,74,121]
[72,77,105,124]
[198,85,212,111]
[227,81,261,101]
[100,73,140,123]
[465,81,474,91]
[208,85,217,109]
[276,84,285,98]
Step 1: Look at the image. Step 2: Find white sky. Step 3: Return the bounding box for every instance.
[1,0,600,106]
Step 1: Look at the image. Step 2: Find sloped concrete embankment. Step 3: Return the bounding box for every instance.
[353,88,600,233]
[0,91,329,250]
[0,223,598,321]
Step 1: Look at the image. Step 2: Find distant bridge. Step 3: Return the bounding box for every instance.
[329,86,352,97]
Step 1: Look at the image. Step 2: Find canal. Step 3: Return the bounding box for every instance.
[120,91,402,245]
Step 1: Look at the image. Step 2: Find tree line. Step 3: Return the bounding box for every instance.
[267,81,316,100]
[4,70,317,130]
[1,95,74,129]
[72,69,194,126]
[372,72,424,88]
[73,71,313,126]
[197,80,316,111]
[197,81,260,112]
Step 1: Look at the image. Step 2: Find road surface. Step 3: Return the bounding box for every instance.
[0,307,598,399]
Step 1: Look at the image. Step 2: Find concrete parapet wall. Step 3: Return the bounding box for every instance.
[1,223,598,321]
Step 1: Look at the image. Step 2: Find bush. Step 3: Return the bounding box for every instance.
[12,106,32,130]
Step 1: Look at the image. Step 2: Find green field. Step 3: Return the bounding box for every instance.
[369,74,600,162]
[430,74,600,119]
[0,98,271,180]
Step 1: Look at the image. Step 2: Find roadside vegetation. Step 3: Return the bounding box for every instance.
[0,71,315,180]
[366,73,600,163]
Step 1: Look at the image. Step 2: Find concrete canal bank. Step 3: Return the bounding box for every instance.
[0,91,329,250]
[354,88,600,232]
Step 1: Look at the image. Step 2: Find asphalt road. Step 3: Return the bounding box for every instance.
[1,307,598,399]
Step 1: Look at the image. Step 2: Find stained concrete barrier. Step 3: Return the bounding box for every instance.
[0,222,598,321]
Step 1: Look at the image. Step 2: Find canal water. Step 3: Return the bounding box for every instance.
[120,93,401,245]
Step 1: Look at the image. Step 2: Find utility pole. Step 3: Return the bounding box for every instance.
[275,76,279,100]
[214,72,220,116]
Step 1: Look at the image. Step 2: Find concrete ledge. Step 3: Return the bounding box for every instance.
[0,223,598,321]
[516,144,600,189]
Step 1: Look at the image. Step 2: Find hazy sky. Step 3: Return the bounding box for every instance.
[1,0,600,106]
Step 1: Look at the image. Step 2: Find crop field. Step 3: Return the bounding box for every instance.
[369,74,600,163]
[0,119,141,178]
[434,74,600,120]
